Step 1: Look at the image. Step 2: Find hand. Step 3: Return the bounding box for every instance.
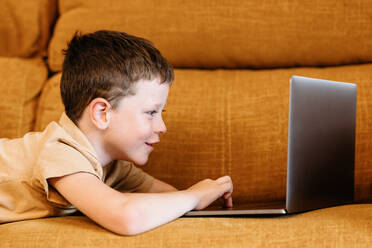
[187,176,233,210]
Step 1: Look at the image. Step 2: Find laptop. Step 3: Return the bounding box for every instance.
[185,75,356,216]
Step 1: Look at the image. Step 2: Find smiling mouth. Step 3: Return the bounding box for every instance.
[145,142,153,147]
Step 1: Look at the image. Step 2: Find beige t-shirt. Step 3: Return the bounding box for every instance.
[0,113,154,223]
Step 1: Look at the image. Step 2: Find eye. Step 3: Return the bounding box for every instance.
[146,110,157,116]
[146,109,166,117]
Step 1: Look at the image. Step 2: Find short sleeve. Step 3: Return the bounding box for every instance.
[34,141,101,207]
[103,160,154,193]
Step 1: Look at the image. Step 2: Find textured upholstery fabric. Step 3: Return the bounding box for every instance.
[48,0,372,71]
[0,0,57,57]
[0,57,47,139]
[34,73,64,132]
[35,65,372,203]
[2,0,372,243]
[1,204,371,247]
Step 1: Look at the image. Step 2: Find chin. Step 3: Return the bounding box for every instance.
[116,152,149,166]
[130,156,149,166]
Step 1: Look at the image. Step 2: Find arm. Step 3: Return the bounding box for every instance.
[49,173,233,236]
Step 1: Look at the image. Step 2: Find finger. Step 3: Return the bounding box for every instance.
[223,192,232,199]
[224,195,233,208]
[220,180,233,195]
[216,175,231,184]
[223,192,233,206]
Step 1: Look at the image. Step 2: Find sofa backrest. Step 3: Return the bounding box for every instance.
[48,0,372,71]
[0,58,47,139]
[0,0,57,57]
[36,65,372,204]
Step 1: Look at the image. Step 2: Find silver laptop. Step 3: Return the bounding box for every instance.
[185,76,356,216]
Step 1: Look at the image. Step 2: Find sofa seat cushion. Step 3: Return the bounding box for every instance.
[35,64,372,204]
[0,57,48,139]
[0,204,371,247]
[48,0,372,71]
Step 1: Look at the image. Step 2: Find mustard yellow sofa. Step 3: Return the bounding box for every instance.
[0,0,371,247]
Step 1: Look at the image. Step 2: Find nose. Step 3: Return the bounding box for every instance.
[155,116,167,134]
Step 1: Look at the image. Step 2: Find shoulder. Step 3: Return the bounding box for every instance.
[34,122,103,183]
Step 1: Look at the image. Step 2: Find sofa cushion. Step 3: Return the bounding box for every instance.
[0,0,57,57]
[0,204,371,246]
[0,57,47,139]
[35,64,372,203]
[34,73,64,132]
[48,0,372,71]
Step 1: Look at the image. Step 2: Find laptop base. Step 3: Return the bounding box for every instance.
[184,201,287,217]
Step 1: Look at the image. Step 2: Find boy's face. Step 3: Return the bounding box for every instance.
[104,78,170,165]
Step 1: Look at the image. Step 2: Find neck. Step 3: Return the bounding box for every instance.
[77,119,113,167]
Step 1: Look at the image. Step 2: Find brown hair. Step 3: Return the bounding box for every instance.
[60,30,174,124]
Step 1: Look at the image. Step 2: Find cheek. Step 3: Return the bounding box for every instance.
[132,117,153,138]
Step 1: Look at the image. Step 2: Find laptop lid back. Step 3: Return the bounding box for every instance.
[286,76,356,213]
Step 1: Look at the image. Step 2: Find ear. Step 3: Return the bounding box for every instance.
[88,98,112,130]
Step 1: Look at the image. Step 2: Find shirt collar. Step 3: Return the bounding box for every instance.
[58,112,100,165]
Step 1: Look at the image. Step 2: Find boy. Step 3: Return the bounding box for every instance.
[0,30,233,235]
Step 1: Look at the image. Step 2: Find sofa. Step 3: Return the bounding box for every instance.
[0,0,371,247]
